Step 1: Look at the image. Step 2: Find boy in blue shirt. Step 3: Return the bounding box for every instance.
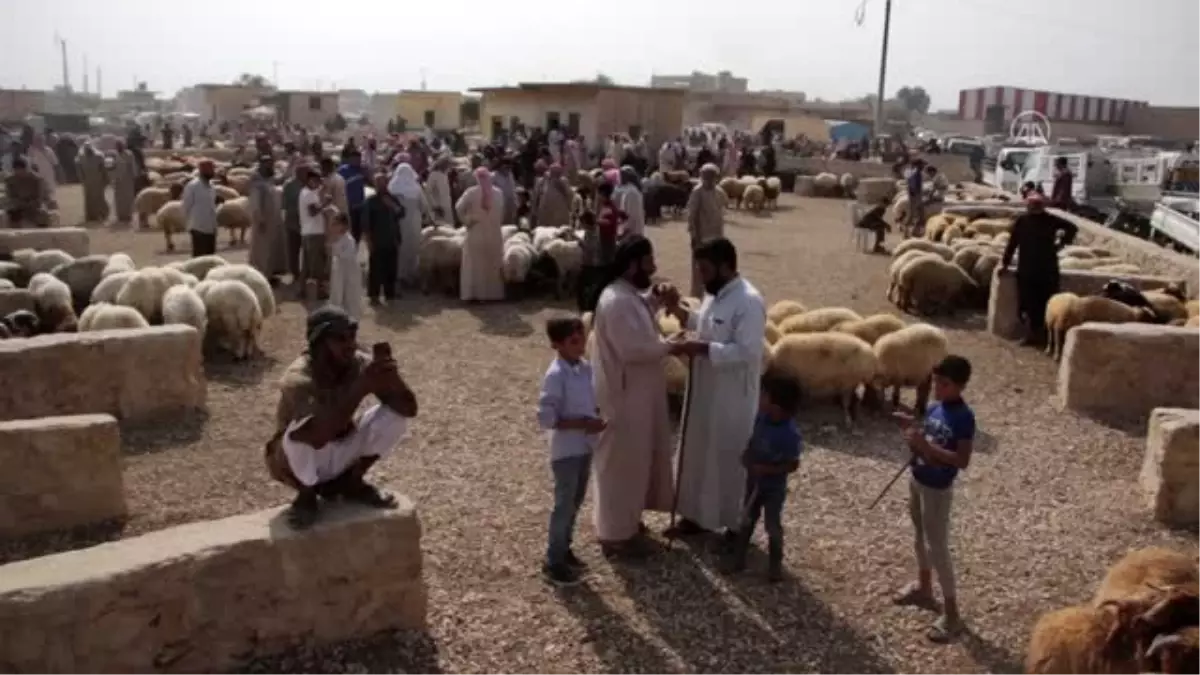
[893,354,975,643]
[536,317,605,586]
[724,368,803,582]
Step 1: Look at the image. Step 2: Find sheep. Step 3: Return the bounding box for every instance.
[718,177,747,208]
[942,223,965,244]
[90,270,135,305]
[872,323,947,412]
[1186,300,1199,318]
[742,184,766,212]
[418,235,465,295]
[51,254,110,313]
[543,238,583,300]
[1024,603,1143,674]
[838,172,858,197]
[175,254,228,280]
[892,238,954,261]
[767,299,807,325]
[1046,295,1157,361]
[78,302,150,332]
[155,201,187,252]
[26,249,74,276]
[894,256,977,314]
[1059,245,1097,259]
[0,261,23,286]
[833,313,907,346]
[770,332,877,426]
[116,267,176,323]
[101,252,135,278]
[1142,291,1189,323]
[205,263,276,316]
[1044,292,1080,361]
[502,238,537,285]
[764,321,781,345]
[1093,547,1199,608]
[1093,263,1142,275]
[971,253,1002,290]
[216,196,253,246]
[161,285,208,336]
[422,224,459,241]
[213,184,240,202]
[887,250,938,303]
[133,187,174,228]
[762,176,781,207]
[812,172,839,197]
[202,279,263,360]
[966,217,1013,237]
[28,272,77,332]
[1146,626,1199,674]
[532,225,571,252]
[0,279,13,290]
[778,307,862,335]
[950,246,985,277]
[500,224,520,241]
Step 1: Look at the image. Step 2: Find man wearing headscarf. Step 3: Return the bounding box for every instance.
[388,162,429,287]
[265,306,418,529]
[54,133,79,184]
[24,133,59,205]
[531,163,573,228]
[564,139,582,178]
[248,156,287,284]
[111,140,139,227]
[78,143,110,224]
[455,167,506,302]
[615,166,645,238]
[426,156,454,224]
[658,141,675,172]
[1000,194,1078,346]
[660,238,767,542]
[492,160,518,224]
[589,236,682,558]
[686,164,727,297]
[281,164,310,280]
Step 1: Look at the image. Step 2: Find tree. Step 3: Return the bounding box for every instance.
[895,86,931,114]
[235,73,273,90]
[595,72,614,85]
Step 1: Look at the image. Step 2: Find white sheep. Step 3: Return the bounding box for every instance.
[502,239,537,285]
[90,270,135,304]
[742,184,766,212]
[0,260,22,285]
[0,279,13,290]
[887,250,937,303]
[833,313,907,345]
[26,249,74,276]
[543,238,583,299]
[202,279,263,360]
[204,263,276,316]
[78,302,150,331]
[101,252,135,278]
[215,196,253,246]
[28,272,77,332]
[161,285,208,336]
[500,224,520,241]
[418,235,465,295]
[175,254,229,280]
[777,307,862,335]
[133,186,173,228]
[770,332,878,426]
[894,256,977,314]
[813,172,840,196]
[532,225,571,252]
[873,323,948,411]
[838,172,858,197]
[767,299,808,325]
[971,253,1002,290]
[116,267,175,323]
[422,224,459,241]
[892,238,954,261]
[154,201,187,252]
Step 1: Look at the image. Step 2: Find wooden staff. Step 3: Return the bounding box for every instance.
[666,357,696,548]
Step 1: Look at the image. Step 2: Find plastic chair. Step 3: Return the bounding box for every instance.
[846,202,872,252]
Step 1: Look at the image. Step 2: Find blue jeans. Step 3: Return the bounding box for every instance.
[546,454,592,566]
[741,475,788,561]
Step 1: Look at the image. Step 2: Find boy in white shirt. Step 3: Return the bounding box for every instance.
[327,212,363,321]
[298,170,330,299]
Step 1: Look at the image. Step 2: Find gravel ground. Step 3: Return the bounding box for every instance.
[3,186,1196,673]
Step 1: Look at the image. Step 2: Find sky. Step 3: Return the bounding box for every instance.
[2,0,1198,110]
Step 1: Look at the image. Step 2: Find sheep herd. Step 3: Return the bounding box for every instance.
[0,249,270,360]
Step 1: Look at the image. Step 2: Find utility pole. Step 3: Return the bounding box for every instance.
[56,33,71,93]
[97,67,102,98]
[83,54,89,95]
[872,0,893,138]
[420,67,427,91]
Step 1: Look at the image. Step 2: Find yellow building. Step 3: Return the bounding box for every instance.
[395,90,464,131]
[177,84,271,124]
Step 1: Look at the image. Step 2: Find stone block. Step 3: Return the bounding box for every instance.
[988,268,1183,340]
[0,227,90,257]
[0,289,34,317]
[1141,408,1199,526]
[1050,208,1200,284]
[0,502,427,673]
[1058,323,1199,421]
[0,414,125,537]
[0,326,206,424]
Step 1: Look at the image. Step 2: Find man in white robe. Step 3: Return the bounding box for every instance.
[663,237,767,539]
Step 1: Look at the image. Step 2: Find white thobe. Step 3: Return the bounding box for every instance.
[283,404,408,486]
[328,232,363,321]
[676,276,767,532]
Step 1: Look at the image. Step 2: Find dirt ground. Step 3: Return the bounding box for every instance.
[4,185,1196,673]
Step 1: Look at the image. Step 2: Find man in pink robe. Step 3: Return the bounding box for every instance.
[589,236,682,558]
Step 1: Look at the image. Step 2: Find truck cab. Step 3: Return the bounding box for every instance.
[1019,146,1091,202]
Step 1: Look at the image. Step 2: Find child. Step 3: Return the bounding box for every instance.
[536,316,605,586]
[575,210,603,312]
[363,171,403,305]
[724,368,803,582]
[326,212,363,321]
[298,169,330,300]
[892,354,975,644]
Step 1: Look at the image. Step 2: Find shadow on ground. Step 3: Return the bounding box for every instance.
[238,628,442,674]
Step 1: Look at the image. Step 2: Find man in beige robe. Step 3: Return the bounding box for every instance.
[590,236,682,558]
[531,163,573,228]
[248,158,288,283]
[455,167,505,302]
[111,141,138,227]
[78,144,110,224]
[686,163,727,297]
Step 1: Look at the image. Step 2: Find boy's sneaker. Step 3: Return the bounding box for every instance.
[543,562,582,587]
[564,550,587,569]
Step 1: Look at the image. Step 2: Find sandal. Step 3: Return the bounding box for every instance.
[926,614,964,644]
[892,582,936,608]
[340,480,399,509]
[287,493,320,530]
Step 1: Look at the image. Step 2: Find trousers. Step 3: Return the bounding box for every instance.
[546,454,592,566]
[190,230,216,257]
[909,477,956,598]
[368,246,399,300]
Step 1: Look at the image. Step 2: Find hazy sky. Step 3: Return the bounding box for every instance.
[2,0,1197,109]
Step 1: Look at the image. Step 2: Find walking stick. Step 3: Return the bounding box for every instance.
[666,357,697,549]
[868,456,912,510]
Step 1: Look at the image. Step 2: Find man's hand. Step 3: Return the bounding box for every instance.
[362,357,399,395]
[583,417,607,434]
[653,282,681,310]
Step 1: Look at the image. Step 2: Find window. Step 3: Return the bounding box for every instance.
[628,125,642,140]
[509,116,520,132]
[308,96,322,111]
[546,112,561,130]
[490,116,504,137]
[567,113,581,136]
[423,110,435,128]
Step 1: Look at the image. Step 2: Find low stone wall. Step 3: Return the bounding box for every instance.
[143,147,238,162]
[1049,208,1200,287]
[0,326,206,424]
[0,414,125,537]
[1058,323,1199,422]
[0,502,427,672]
[783,154,974,184]
[0,227,90,257]
[1140,407,1199,527]
[987,268,1182,340]
[0,289,34,317]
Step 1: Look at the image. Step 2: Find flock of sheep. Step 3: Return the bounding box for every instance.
[0,249,271,360]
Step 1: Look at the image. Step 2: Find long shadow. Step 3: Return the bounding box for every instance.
[464,302,535,338]
[0,517,127,565]
[960,629,1024,674]
[205,353,279,386]
[236,628,442,674]
[925,310,989,332]
[555,582,678,673]
[609,542,895,673]
[121,409,210,456]
[371,292,449,333]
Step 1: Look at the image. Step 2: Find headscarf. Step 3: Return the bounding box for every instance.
[388,163,423,200]
[620,165,641,190]
[432,155,451,172]
[601,158,617,170]
[699,163,720,177]
[475,167,494,210]
[603,168,620,186]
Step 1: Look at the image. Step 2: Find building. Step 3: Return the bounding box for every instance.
[269,90,339,128]
[113,86,160,113]
[683,91,876,133]
[338,89,371,116]
[650,70,748,94]
[470,82,686,149]
[0,88,49,121]
[174,84,273,123]
[395,90,464,131]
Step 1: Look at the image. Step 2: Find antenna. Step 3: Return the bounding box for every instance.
[97,67,102,98]
[420,67,427,91]
[83,54,89,95]
[55,32,71,93]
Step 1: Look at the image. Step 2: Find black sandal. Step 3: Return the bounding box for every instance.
[287,493,320,530]
[341,480,399,509]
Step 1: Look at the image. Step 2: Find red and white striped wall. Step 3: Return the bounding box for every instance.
[957,86,1148,125]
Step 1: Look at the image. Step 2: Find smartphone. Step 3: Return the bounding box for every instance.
[372,341,392,360]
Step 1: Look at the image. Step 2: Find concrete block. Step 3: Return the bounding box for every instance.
[0,414,125,537]
[0,289,34,318]
[988,268,1182,340]
[0,326,206,424]
[0,502,427,673]
[1141,408,1199,526]
[1058,323,1199,421]
[0,227,90,257]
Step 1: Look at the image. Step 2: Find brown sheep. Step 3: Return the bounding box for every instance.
[1093,547,1199,607]
[1146,626,1199,674]
[1025,603,1143,674]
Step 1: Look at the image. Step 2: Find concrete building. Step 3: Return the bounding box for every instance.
[470,82,686,148]
[650,70,748,94]
[0,88,49,121]
[269,90,339,128]
[174,84,273,123]
[683,91,876,133]
[395,90,464,131]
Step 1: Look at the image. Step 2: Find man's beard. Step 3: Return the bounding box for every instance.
[630,270,653,290]
[704,274,730,296]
